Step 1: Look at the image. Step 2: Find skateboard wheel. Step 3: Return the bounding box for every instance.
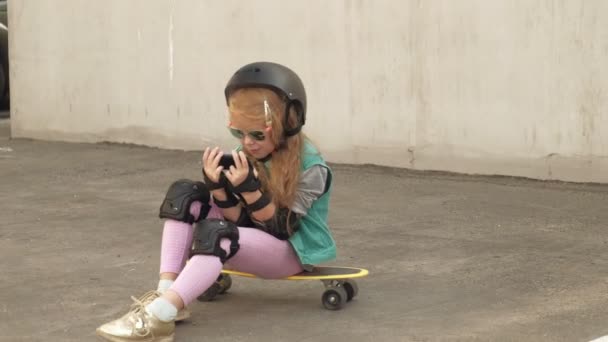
[343,279,358,301]
[217,274,232,294]
[322,287,347,310]
[197,283,220,302]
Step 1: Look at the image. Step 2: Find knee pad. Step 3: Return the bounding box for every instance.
[159,179,211,223]
[190,219,239,263]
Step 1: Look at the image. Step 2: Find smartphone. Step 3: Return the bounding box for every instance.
[219,154,236,169]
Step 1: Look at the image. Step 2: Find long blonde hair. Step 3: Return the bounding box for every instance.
[227,88,303,211]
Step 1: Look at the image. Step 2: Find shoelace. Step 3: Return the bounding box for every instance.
[128,296,152,337]
[136,290,161,305]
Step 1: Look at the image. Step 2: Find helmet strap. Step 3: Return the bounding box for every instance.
[256,152,273,163]
[283,101,303,137]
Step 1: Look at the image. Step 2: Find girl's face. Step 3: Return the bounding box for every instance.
[228,117,276,160]
[227,88,283,160]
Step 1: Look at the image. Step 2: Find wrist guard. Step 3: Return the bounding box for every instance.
[245,192,271,212]
[213,193,240,209]
[202,168,226,191]
[228,163,262,194]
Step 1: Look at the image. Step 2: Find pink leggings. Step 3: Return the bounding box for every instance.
[159,202,303,306]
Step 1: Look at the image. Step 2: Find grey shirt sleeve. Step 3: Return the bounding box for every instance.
[291,165,329,216]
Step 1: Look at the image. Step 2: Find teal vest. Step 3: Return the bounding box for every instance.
[288,142,337,265]
[238,141,337,265]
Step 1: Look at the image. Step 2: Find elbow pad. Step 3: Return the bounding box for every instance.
[261,207,300,240]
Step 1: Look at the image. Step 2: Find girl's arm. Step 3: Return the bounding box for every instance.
[240,190,276,221]
[210,188,242,222]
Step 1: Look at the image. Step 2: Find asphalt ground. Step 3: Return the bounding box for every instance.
[2,118,608,341]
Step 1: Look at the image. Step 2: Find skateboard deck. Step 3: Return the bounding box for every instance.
[198,266,369,310]
[221,266,369,280]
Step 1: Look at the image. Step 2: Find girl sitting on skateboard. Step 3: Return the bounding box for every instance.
[96,62,336,342]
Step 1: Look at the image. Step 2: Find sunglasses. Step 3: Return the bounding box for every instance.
[228,127,267,141]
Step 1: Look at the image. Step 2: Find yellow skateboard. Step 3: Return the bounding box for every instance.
[197,266,369,310]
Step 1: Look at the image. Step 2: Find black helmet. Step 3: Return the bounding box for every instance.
[224,62,306,137]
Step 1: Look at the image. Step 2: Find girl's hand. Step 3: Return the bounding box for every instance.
[224,150,253,189]
[202,147,224,184]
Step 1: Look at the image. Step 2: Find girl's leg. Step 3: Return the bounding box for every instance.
[96,202,226,340]
[223,227,303,279]
[167,227,303,307]
[158,201,223,281]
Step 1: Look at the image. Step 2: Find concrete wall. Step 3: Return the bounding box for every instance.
[9,1,608,182]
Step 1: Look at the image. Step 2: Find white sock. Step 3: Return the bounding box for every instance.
[157,279,174,293]
[145,298,178,322]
